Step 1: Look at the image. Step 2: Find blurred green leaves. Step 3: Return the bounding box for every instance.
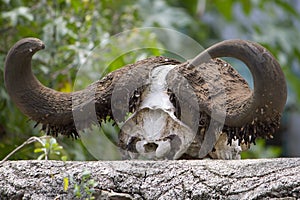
[241,139,282,159]
[2,7,33,25]
[34,137,68,161]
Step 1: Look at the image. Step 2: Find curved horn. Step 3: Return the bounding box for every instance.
[4,38,180,137]
[4,38,98,137]
[188,39,287,128]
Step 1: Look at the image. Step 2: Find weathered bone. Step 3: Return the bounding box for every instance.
[119,65,195,160]
[4,38,287,159]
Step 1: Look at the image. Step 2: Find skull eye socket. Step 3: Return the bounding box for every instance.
[167,89,181,119]
[144,143,158,153]
[126,136,140,153]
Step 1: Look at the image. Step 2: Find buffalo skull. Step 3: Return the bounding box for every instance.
[4,38,287,160]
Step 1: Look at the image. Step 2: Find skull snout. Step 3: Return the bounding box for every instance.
[136,140,171,159]
[143,142,158,153]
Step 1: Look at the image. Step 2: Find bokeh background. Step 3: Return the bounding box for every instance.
[1,0,300,160]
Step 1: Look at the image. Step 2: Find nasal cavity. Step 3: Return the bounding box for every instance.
[144,143,158,153]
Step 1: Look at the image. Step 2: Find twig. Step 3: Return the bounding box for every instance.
[0,136,49,166]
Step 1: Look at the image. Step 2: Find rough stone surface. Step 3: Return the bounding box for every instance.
[0,158,299,199]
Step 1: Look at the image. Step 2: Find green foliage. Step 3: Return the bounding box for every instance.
[63,176,69,192]
[1,0,299,160]
[0,136,66,165]
[241,139,282,159]
[63,170,97,199]
[34,137,68,160]
[74,170,97,199]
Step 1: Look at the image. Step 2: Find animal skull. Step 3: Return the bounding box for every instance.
[119,65,196,159]
[4,38,287,160]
